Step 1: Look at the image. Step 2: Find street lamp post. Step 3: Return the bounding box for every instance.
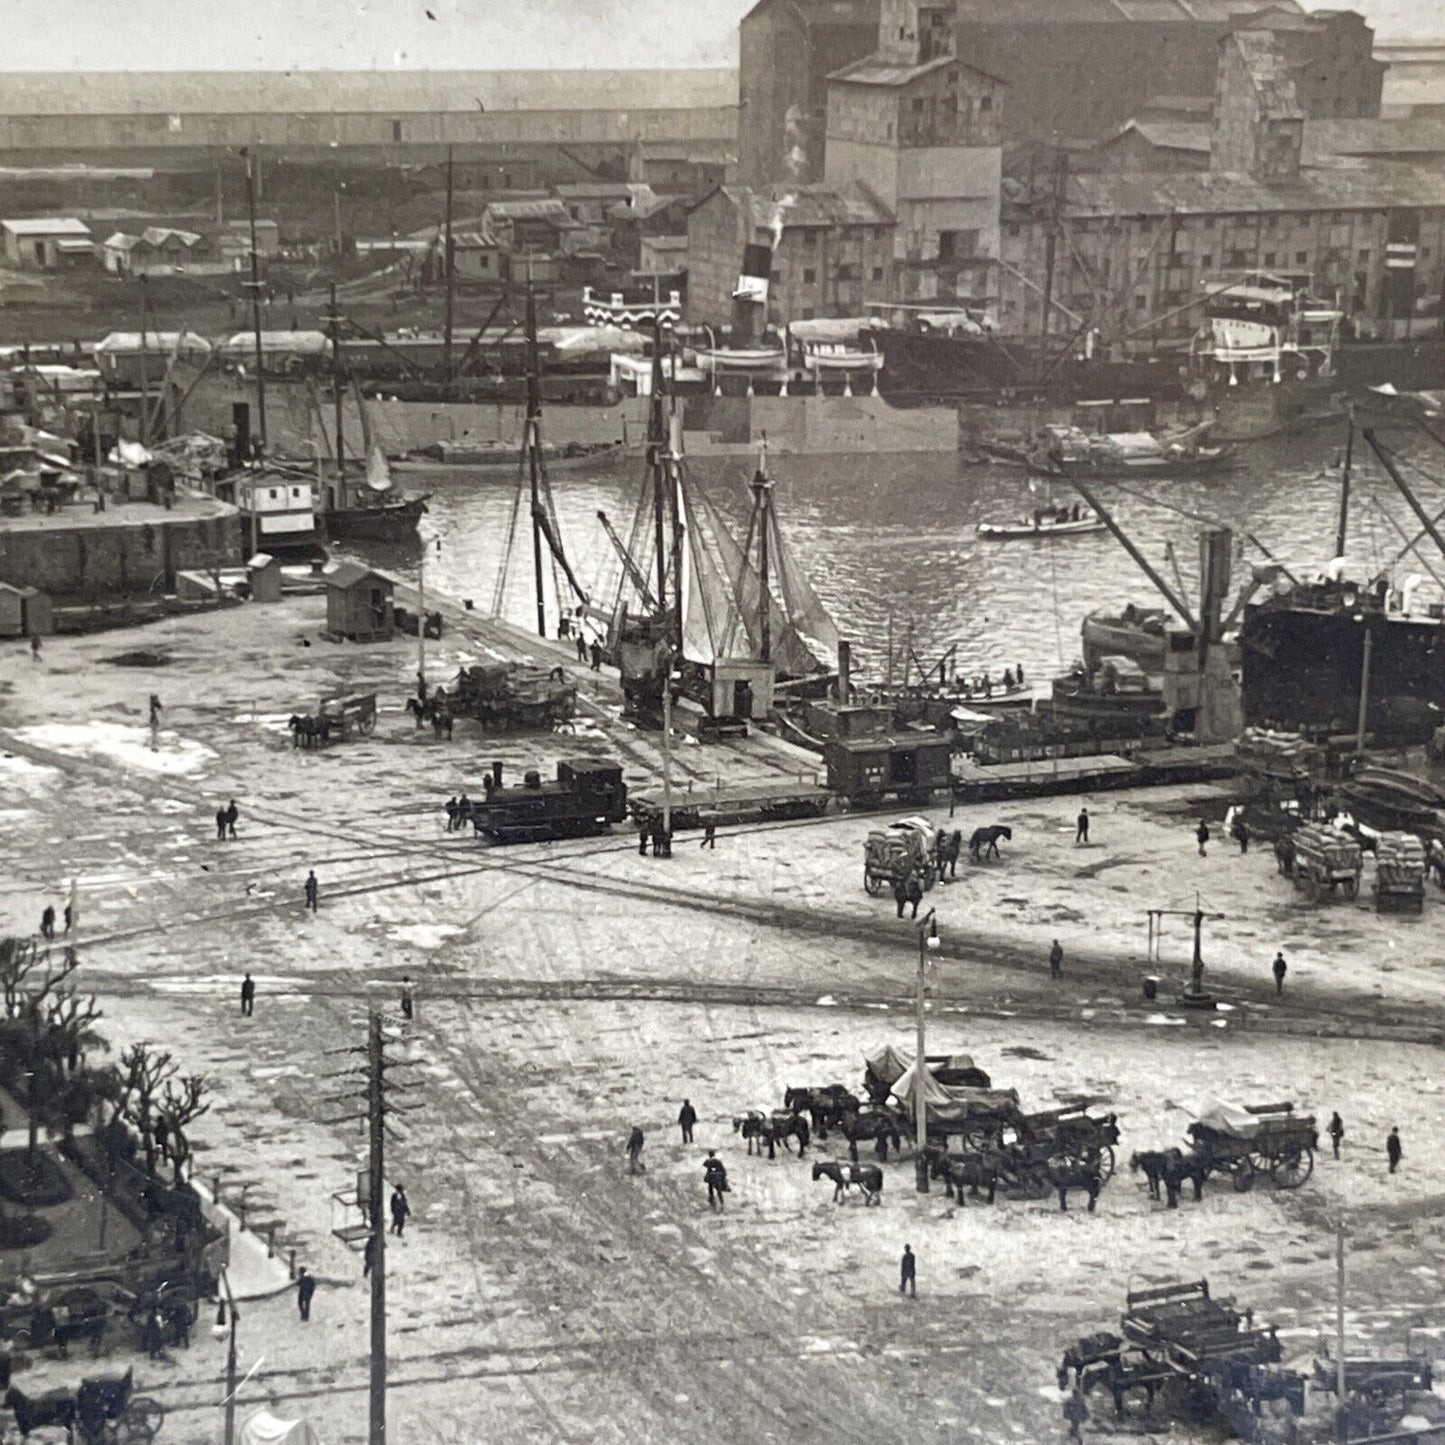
[915,909,939,1193]
[211,1266,239,1445]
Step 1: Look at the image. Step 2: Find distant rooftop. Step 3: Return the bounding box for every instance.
[704,182,895,230]
[956,0,1302,22]
[1,217,90,237]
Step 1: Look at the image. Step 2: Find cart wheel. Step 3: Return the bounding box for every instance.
[1096,1145,1116,1183]
[118,1397,165,1444]
[1270,1146,1314,1189]
[864,866,881,896]
[1231,1156,1255,1192]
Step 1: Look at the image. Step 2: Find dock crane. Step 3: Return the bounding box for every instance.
[597,509,659,613]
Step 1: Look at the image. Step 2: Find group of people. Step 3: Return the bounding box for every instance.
[638,816,674,858]
[38,901,72,941]
[954,663,1025,699]
[214,799,240,842]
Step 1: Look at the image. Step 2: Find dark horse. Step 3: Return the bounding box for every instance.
[1058,1331,1125,1391]
[6,1384,77,1437]
[923,1144,1001,1204]
[1049,1157,1103,1212]
[836,1108,903,1163]
[1130,1148,1207,1208]
[783,1085,860,1138]
[969,825,1013,862]
[287,714,332,750]
[732,1111,810,1159]
[811,1159,884,1205]
[934,829,963,880]
[26,1299,106,1359]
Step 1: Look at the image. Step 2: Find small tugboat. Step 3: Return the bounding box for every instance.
[977,502,1105,540]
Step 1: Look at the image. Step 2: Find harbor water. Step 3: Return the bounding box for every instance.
[391,422,1445,687]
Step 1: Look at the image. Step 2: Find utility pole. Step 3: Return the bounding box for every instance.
[525,277,547,638]
[1354,624,1373,755]
[1037,146,1067,387]
[1336,1220,1347,1433]
[914,910,939,1193]
[441,146,456,390]
[329,282,346,509]
[648,319,668,618]
[753,445,771,665]
[417,537,428,692]
[1335,406,1355,561]
[661,646,674,840]
[244,148,268,455]
[367,1010,387,1445]
[137,275,150,446]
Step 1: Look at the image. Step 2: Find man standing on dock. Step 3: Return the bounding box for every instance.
[304,870,319,912]
[1049,939,1063,978]
[1271,951,1287,996]
[240,973,255,1016]
[1075,808,1090,846]
[1387,1126,1403,1174]
[1196,820,1210,858]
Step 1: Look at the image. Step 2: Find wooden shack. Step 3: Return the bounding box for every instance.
[707,658,774,722]
[0,580,53,638]
[324,562,394,641]
[246,552,283,604]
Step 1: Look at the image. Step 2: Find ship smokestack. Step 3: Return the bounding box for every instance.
[732,241,772,349]
[837,639,852,704]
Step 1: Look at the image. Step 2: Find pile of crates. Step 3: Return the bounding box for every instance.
[1374,831,1426,914]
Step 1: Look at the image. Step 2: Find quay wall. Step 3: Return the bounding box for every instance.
[0,511,242,598]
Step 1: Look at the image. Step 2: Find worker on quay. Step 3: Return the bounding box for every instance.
[637,817,651,857]
[899,1244,917,1298]
[1049,939,1064,979]
[1075,807,1090,846]
[1064,1384,1089,1442]
[1328,1112,1344,1160]
[39,906,55,942]
[678,1099,698,1144]
[1196,820,1210,858]
[1387,1126,1403,1175]
[304,870,320,912]
[240,973,255,1017]
[400,976,414,1020]
[1232,813,1250,854]
[1271,951,1287,996]
[626,1126,646,1176]
[703,1152,728,1211]
[225,799,239,840]
[590,639,603,671]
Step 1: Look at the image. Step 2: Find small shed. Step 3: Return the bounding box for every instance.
[325,562,394,641]
[0,581,53,638]
[708,657,774,721]
[246,552,283,604]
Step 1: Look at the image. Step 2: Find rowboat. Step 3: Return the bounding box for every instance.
[977,509,1106,540]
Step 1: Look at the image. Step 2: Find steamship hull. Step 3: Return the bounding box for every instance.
[1240,603,1445,731]
[322,496,429,543]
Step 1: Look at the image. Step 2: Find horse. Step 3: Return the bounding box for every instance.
[76,1368,133,1442]
[1274,834,1296,876]
[782,1085,860,1138]
[811,1159,883,1206]
[835,1108,903,1163]
[969,824,1012,862]
[732,1111,810,1159]
[5,1384,77,1437]
[430,708,454,741]
[935,829,963,880]
[1058,1331,1125,1391]
[1048,1157,1103,1212]
[923,1145,1000,1204]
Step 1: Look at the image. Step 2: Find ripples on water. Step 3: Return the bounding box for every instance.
[392,425,1445,687]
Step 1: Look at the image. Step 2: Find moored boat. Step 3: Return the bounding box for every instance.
[977,505,1105,540]
[1037,421,1236,479]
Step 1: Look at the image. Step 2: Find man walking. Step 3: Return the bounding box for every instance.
[701,822,717,850]
[678,1099,697,1144]
[1049,939,1063,979]
[304,870,319,912]
[1196,820,1210,858]
[1064,1384,1089,1443]
[216,807,228,842]
[1328,1111,1344,1160]
[703,1152,728,1211]
[626,1125,646,1175]
[363,1234,377,1278]
[296,1267,315,1322]
[240,972,255,1017]
[1387,1126,1403,1174]
[225,800,239,840]
[1232,814,1250,854]
[576,631,588,664]
[1075,807,1090,845]
[40,905,55,941]
[589,639,603,672]
[899,1244,917,1298]
[30,635,41,664]
[1271,951,1287,996]
[400,976,414,1020]
[390,1184,411,1236]
[638,819,650,857]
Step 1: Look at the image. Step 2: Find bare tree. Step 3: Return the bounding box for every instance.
[154,1075,210,1187]
[117,1044,178,1178]
[45,992,104,1078]
[0,940,76,1020]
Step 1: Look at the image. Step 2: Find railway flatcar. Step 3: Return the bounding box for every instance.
[465,757,627,842]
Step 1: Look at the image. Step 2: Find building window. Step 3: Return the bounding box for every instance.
[912,98,925,113]
[1200,253,1212,269]
[392,120,402,142]
[979,94,992,112]
[803,268,816,283]
[1296,250,1309,265]
[801,308,814,320]
[1357,247,1370,264]
[1135,294,1148,311]
[1005,221,1020,238]
[837,262,856,280]
[1263,252,1276,266]
[268,488,278,501]
[948,69,958,83]
[872,265,884,280]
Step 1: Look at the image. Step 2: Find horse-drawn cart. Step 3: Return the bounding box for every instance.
[863,817,938,895]
[318,691,378,741]
[1374,831,1426,914]
[1289,823,1362,903]
[1187,1100,1316,1191]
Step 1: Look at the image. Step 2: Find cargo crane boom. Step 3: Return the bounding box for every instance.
[597,509,659,613]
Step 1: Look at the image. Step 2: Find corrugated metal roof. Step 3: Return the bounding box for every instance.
[326,560,389,590]
[0,68,738,117]
[958,0,1301,19]
[1,217,90,236]
[1067,159,1445,215]
[1304,116,1445,157]
[717,182,895,230]
[1107,119,1211,152]
[828,53,980,86]
[485,198,571,222]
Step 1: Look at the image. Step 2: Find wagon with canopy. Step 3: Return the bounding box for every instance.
[862,818,939,895]
[1186,1100,1317,1191]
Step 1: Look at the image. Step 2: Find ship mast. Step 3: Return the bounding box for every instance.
[328,281,346,510]
[753,439,772,665]
[1335,405,1354,560]
[441,145,455,392]
[525,276,547,637]
[243,147,268,456]
[647,318,669,626]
